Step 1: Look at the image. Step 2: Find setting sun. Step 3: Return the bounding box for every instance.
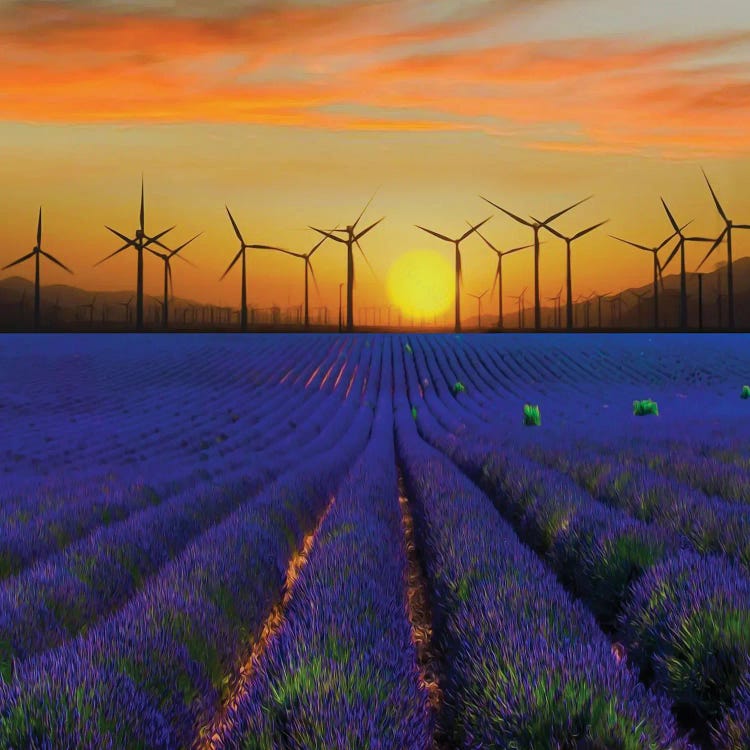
[387,250,454,318]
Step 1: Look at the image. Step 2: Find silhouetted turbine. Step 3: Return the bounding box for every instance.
[222,207,286,332]
[660,201,709,329]
[532,217,609,330]
[473,227,532,330]
[97,177,174,331]
[415,216,491,332]
[508,287,527,329]
[467,288,489,329]
[610,224,686,330]
[270,233,330,329]
[147,233,201,329]
[2,207,73,329]
[480,194,591,330]
[311,193,384,332]
[694,168,750,329]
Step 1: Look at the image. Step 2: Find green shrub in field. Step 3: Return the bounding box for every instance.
[452,382,466,396]
[741,385,750,399]
[633,399,658,416]
[411,406,418,420]
[523,404,541,426]
[404,343,413,354]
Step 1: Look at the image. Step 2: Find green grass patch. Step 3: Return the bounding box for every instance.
[633,399,659,416]
[452,381,466,396]
[741,385,750,399]
[411,406,418,420]
[523,404,541,426]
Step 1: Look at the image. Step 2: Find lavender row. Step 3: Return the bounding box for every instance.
[0,335,360,583]
[392,355,688,749]
[524,442,750,571]
[1,334,346,502]
[404,344,750,746]
[219,342,431,749]
[0,338,370,675]
[0,388,377,749]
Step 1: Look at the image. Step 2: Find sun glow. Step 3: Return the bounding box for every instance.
[387,250,453,318]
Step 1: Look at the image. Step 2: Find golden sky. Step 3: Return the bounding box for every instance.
[1,0,749,318]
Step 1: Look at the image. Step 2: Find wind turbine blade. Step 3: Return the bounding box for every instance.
[356,239,379,281]
[610,235,651,251]
[700,168,728,223]
[105,225,133,244]
[490,263,500,298]
[94,243,130,267]
[308,232,330,257]
[472,227,499,254]
[354,216,384,241]
[531,218,566,240]
[660,198,680,233]
[416,225,453,243]
[572,219,609,241]
[310,226,346,243]
[459,215,492,242]
[140,175,145,234]
[169,232,202,258]
[174,253,198,269]
[543,195,592,224]
[734,224,750,230]
[480,197,533,227]
[504,242,534,256]
[247,244,288,252]
[656,261,665,291]
[220,247,243,280]
[149,226,176,243]
[37,207,42,248]
[40,250,73,274]
[168,262,174,298]
[225,206,245,245]
[353,188,379,230]
[308,259,321,297]
[145,236,173,253]
[1,251,35,270]
[694,230,726,272]
[661,239,680,271]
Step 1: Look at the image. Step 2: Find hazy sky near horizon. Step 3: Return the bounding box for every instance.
[1,0,749,317]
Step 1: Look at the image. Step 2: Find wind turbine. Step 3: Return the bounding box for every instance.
[532,217,609,329]
[546,286,563,328]
[660,200,709,329]
[269,233,330,329]
[77,295,96,326]
[467,289,489,329]
[97,178,175,331]
[2,207,73,329]
[480,194,591,329]
[473,227,532,329]
[694,168,750,329]
[222,207,286,332]
[508,287,527,329]
[415,216,492,332]
[311,193,384,332]
[146,233,201,329]
[116,296,134,324]
[609,225,686,330]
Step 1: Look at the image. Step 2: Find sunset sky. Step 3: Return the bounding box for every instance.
[1,0,749,320]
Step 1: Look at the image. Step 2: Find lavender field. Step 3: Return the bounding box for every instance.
[0,333,749,749]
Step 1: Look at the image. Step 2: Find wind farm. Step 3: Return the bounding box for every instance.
[3,2,750,748]
[3,169,750,332]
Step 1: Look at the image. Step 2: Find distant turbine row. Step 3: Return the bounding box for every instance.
[2,168,747,331]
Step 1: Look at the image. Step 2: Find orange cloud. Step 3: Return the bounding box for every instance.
[1,2,749,157]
